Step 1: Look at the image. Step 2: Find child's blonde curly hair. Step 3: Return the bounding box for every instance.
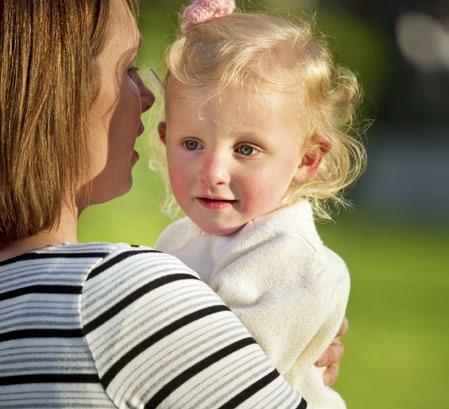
[151,12,367,220]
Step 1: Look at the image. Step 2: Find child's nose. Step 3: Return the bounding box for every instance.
[199,154,231,186]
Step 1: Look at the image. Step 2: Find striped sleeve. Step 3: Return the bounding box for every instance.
[81,247,309,408]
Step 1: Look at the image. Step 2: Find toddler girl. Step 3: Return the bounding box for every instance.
[154,1,366,408]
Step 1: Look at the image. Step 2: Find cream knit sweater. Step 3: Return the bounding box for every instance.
[156,200,349,409]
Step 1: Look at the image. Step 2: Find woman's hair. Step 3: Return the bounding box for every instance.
[0,0,137,244]
[155,12,367,219]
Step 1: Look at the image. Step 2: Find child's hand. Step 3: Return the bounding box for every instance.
[315,318,348,386]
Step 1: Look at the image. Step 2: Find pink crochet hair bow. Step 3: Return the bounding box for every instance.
[182,0,236,30]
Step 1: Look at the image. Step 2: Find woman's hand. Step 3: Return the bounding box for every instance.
[315,318,348,386]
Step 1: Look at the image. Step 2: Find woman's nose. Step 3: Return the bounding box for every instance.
[140,84,155,113]
[133,72,155,113]
[200,154,231,186]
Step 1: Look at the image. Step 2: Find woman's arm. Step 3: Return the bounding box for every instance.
[82,247,309,408]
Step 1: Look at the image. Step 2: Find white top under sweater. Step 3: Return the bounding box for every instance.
[156,200,350,409]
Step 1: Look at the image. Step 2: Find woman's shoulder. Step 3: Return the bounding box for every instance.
[75,241,201,281]
[81,241,202,327]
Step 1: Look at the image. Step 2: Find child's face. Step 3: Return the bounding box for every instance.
[160,82,311,235]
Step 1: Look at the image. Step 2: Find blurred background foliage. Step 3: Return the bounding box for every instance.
[79,1,449,408]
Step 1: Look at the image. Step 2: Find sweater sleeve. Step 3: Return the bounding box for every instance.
[81,246,309,409]
[155,217,199,253]
[208,225,349,380]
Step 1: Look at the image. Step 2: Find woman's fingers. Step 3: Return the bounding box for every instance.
[315,317,348,386]
[323,362,340,386]
[315,337,344,367]
[336,317,349,337]
[315,317,348,366]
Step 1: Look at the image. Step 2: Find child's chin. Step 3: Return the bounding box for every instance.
[201,223,244,236]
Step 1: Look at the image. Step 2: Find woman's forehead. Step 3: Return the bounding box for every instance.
[109,0,141,50]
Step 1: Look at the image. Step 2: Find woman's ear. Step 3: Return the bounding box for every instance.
[158,121,167,144]
[293,135,331,184]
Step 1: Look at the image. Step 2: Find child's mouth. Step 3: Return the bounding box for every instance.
[197,197,236,209]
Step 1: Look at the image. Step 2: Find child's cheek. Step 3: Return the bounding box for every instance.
[243,170,289,215]
[168,162,191,206]
[242,173,276,206]
[243,177,270,201]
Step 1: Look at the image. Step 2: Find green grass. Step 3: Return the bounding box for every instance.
[318,219,449,408]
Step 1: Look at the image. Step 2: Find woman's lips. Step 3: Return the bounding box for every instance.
[197,197,236,209]
[137,123,145,137]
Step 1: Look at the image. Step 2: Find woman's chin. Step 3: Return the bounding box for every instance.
[82,177,134,207]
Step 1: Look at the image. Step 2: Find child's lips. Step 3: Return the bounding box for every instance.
[196,197,237,209]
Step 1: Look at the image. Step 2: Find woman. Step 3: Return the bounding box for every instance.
[0,0,345,407]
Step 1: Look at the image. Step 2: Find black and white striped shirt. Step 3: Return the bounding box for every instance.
[0,243,308,408]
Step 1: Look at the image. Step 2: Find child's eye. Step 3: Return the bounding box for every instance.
[183,139,203,150]
[236,144,258,156]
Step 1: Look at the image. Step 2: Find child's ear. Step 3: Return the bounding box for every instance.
[293,135,331,184]
[158,121,167,145]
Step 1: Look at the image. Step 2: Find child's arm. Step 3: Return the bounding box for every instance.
[209,224,350,381]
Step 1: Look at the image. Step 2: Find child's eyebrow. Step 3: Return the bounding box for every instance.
[230,131,264,141]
